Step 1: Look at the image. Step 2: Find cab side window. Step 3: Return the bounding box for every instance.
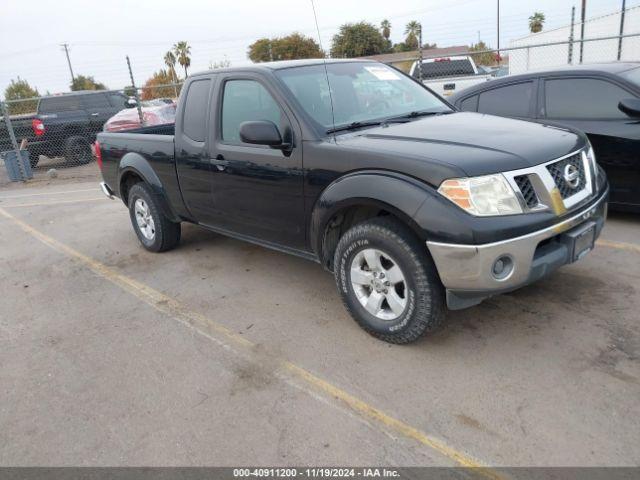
[477,82,534,117]
[545,78,630,119]
[221,80,285,144]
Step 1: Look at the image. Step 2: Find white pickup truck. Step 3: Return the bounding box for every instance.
[409,56,493,98]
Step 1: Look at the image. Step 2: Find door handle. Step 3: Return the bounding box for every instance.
[90,112,99,116]
[210,154,228,171]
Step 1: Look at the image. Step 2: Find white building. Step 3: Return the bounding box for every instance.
[508,5,640,74]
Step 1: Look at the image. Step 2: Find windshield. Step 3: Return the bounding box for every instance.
[621,67,640,88]
[275,62,451,132]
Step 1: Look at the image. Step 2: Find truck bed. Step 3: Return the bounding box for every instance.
[97,123,176,203]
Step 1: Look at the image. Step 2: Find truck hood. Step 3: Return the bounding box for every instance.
[336,112,585,182]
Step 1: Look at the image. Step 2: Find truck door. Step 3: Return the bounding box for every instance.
[81,92,117,137]
[174,77,218,223]
[207,74,305,250]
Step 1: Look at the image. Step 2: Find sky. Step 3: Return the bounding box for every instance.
[0,0,631,96]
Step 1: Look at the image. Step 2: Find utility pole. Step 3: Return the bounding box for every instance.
[568,6,576,64]
[579,0,586,64]
[126,56,145,127]
[618,0,626,60]
[477,31,481,44]
[61,43,75,88]
[496,0,500,65]
[418,24,423,82]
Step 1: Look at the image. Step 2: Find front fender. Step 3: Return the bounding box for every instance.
[310,171,432,259]
[118,152,180,222]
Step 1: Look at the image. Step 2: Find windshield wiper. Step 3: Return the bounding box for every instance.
[326,120,384,134]
[387,109,453,122]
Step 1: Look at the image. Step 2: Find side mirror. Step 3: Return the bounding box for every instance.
[125,97,138,109]
[618,98,640,118]
[239,120,287,148]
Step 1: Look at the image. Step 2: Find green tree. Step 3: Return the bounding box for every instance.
[528,12,546,33]
[141,70,178,100]
[4,77,39,115]
[469,41,496,66]
[164,50,179,97]
[248,33,323,63]
[123,85,137,97]
[404,20,421,51]
[248,38,273,62]
[380,19,391,40]
[330,22,389,58]
[173,41,192,77]
[70,74,106,91]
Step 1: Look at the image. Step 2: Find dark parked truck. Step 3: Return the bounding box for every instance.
[96,59,609,344]
[1,90,131,167]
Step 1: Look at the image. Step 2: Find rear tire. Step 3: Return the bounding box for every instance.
[29,152,39,168]
[64,136,92,165]
[128,183,181,252]
[333,216,445,344]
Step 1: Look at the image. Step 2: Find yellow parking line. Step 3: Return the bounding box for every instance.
[597,239,640,254]
[0,206,501,479]
[0,188,98,199]
[0,198,107,208]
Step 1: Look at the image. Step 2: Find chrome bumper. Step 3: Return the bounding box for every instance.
[426,190,608,309]
[100,181,115,199]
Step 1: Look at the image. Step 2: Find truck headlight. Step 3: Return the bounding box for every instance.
[438,174,523,216]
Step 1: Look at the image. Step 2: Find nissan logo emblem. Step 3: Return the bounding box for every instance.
[563,164,580,189]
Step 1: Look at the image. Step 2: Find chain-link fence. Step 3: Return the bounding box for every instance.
[388,33,640,97]
[0,84,180,182]
[404,33,640,81]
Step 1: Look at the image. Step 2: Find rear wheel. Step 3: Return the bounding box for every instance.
[64,136,92,165]
[29,152,39,168]
[333,216,445,344]
[128,183,181,252]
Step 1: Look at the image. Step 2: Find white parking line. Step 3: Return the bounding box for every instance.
[0,188,98,200]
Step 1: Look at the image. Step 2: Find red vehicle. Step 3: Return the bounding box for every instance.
[103,101,176,132]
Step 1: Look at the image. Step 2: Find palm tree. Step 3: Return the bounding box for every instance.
[173,41,192,78]
[528,12,545,33]
[380,19,391,40]
[164,50,179,97]
[404,20,421,50]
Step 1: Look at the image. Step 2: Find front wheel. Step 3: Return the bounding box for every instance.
[334,217,445,344]
[128,183,181,252]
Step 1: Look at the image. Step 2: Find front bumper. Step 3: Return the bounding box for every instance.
[427,188,608,310]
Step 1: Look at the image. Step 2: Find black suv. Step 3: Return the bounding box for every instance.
[449,63,640,211]
[1,90,130,167]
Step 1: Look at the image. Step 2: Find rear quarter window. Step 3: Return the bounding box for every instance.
[182,79,211,142]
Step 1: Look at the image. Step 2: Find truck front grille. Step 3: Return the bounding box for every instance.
[504,149,595,214]
[546,153,586,199]
[514,175,539,209]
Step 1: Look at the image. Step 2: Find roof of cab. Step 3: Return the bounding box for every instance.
[190,58,376,77]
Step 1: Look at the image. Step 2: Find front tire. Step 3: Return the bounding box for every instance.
[128,183,181,252]
[334,217,444,344]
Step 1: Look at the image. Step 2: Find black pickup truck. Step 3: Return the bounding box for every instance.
[1,90,131,167]
[96,59,609,344]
